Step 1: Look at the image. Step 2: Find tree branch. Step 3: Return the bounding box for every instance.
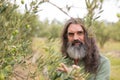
[48,1,72,18]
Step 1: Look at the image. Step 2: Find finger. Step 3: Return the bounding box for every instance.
[60,63,68,72]
[57,67,65,72]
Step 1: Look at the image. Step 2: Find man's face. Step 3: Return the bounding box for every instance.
[66,24,86,60]
[67,24,84,45]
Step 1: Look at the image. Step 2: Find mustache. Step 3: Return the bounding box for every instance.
[72,40,83,45]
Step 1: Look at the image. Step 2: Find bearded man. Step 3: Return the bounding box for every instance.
[58,18,110,80]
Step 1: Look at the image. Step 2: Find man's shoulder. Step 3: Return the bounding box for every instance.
[100,54,109,62]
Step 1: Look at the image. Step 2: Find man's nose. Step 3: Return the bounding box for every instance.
[73,33,79,40]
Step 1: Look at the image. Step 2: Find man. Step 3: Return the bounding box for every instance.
[58,18,110,80]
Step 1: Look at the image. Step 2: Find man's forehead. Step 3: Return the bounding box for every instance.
[68,24,83,32]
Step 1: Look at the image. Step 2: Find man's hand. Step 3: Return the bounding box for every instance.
[57,63,86,80]
[57,63,80,73]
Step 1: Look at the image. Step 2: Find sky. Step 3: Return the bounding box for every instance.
[16,0,120,22]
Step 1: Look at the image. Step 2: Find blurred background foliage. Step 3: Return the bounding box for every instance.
[0,0,120,80]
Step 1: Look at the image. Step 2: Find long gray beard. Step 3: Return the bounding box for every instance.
[67,42,86,60]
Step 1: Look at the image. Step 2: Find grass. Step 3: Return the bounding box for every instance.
[108,55,120,80]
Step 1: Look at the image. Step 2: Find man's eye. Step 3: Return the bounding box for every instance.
[77,31,84,35]
[68,33,74,36]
